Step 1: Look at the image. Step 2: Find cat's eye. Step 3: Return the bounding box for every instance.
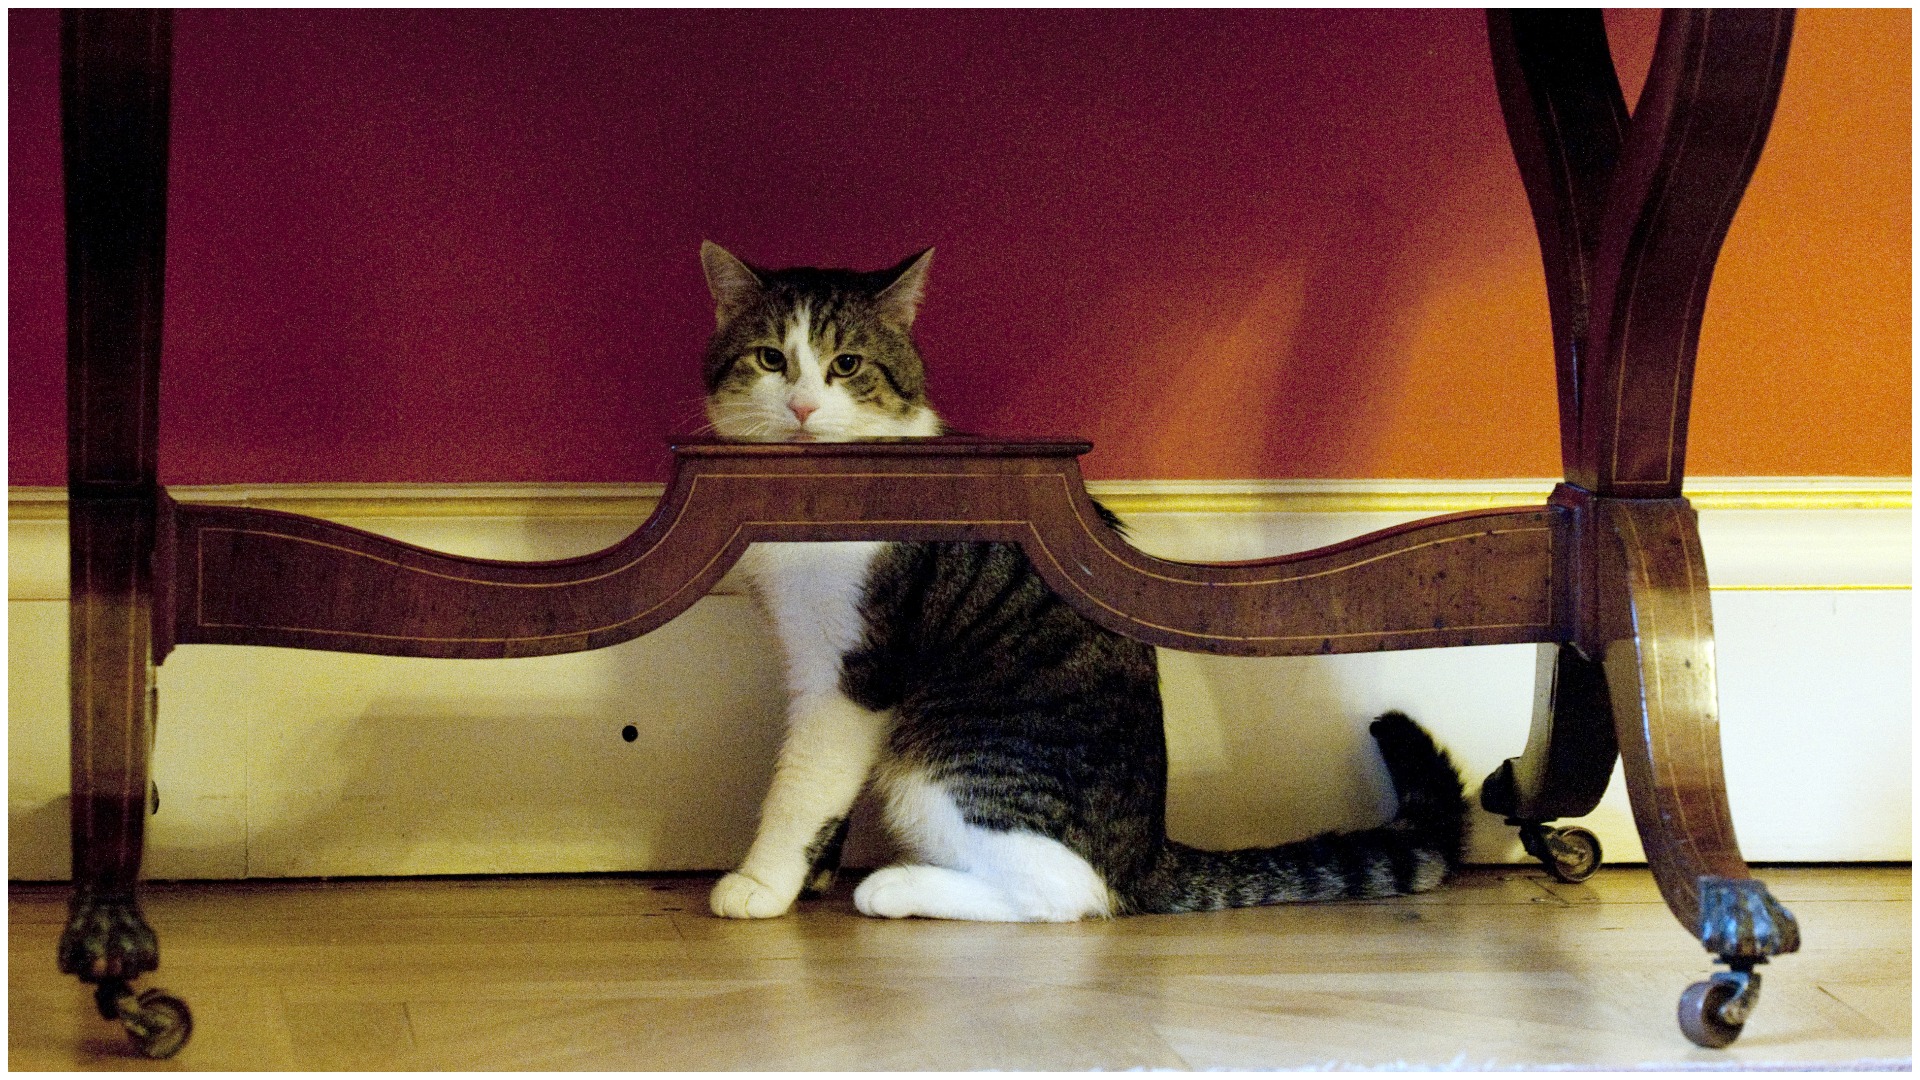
[828,354,863,379]
[754,347,787,373]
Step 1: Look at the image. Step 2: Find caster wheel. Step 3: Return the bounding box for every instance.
[126,989,192,1059]
[1543,826,1602,884]
[99,985,192,1059]
[1678,978,1743,1048]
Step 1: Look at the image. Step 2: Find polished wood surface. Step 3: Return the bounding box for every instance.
[1598,497,1753,933]
[9,868,1909,1071]
[1486,10,1629,477]
[1492,9,1795,497]
[1481,641,1618,823]
[1581,10,1793,496]
[169,437,1562,660]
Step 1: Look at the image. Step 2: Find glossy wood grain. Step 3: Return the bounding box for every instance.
[66,499,157,899]
[170,437,1563,660]
[1495,10,1795,496]
[1483,13,1798,955]
[1582,10,1794,496]
[1486,10,1629,476]
[1598,497,1754,935]
[1480,641,1618,823]
[1481,482,1620,825]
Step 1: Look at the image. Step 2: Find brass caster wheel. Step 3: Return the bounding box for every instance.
[127,990,192,1059]
[1678,978,1743,1048]
[1515,822,1603,883]
[1542,825,1601,883]
[95,982,192,1059]
[1678,966,1759,1049]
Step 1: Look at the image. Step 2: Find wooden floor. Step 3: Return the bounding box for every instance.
[8,865,1910,1071]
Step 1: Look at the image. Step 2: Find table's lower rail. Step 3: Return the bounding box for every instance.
[161,439,1567,661]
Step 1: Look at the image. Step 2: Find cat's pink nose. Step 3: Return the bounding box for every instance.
[789,402,817,424]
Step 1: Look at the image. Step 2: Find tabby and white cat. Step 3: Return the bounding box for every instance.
[697,241,1467,922]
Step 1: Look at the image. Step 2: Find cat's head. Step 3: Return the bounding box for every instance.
[700,242,944,441]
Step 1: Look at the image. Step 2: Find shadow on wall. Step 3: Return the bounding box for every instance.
[1160,650,1401,852]
[13,646,1524,885]
[184,605,796,880]
[951,9,1575,480]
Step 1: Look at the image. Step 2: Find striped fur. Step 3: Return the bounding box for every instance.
[699,245,1468,921]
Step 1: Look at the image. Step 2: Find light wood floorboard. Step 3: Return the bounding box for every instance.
[8,865,1910,1070]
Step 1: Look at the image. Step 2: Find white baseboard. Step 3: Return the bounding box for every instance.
[8,479,1910,880]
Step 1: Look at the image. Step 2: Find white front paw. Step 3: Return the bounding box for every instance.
[852,866,921,919]
[710,870,797,919]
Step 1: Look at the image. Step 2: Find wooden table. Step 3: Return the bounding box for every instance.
[53,8,1800,1057]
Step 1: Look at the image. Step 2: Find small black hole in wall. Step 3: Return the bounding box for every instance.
[621,725,639,743]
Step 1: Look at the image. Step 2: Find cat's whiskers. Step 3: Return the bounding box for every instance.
[707,394,816,442]
[704,400,782,440]
[670,394,736,437]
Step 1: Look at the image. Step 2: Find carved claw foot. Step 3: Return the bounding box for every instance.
[59,891,192,1058]
[1675,877,1800,1048]
[1699,875,1801,960]
[57,889,158,982]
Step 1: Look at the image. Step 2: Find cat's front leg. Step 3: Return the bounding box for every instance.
[712,690,889,918]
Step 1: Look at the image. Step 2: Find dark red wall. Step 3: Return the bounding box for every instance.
[9,9,1909,484]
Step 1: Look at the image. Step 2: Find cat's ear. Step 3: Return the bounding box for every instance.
[873,247,934,329]
[700,241,764,326]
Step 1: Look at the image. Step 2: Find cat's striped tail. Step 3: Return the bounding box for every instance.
[1127,711,1469,914]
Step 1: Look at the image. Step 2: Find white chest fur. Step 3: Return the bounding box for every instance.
[735,541,885,701]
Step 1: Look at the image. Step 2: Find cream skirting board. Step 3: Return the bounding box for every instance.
[8,478,1910,880]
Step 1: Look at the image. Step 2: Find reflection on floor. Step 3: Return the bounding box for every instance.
[8,865,1910,1070]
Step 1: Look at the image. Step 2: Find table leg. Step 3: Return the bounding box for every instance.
[59,9,192,1058]
[1597,498,1799,1047]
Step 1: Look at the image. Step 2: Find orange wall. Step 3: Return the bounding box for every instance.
[7,10,1908,484]
[1085,7,1911,481]
[1689,8,1911,477]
